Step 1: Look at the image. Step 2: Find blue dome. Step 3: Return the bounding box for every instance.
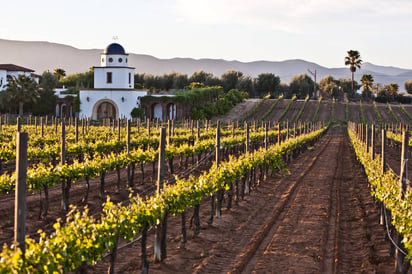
[104,43,126,54]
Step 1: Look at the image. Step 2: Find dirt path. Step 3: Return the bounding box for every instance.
[89,127,396,273]
[232,127,393,273]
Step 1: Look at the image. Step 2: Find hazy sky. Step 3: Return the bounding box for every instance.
[1,0,411,69]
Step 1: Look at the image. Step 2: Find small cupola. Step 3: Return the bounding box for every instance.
[100,43,128,67]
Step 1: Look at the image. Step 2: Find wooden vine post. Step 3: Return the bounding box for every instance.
[17,117,21,132]
[197,120,200,140]
[60,120,70,211]
[127,119,133,188]
[15,132,28,257]
[371,124,375,160]
[245,122,250,195]
[215,121,222,218]
[264,122,269,180]
[75,118,78,143]
[277,123,281,145]
[395,131,409,273]
[154,127,167,262]
[147,118,151,137]
[366,124,369,154]
[40,117,44,138]
[380,129,387,226]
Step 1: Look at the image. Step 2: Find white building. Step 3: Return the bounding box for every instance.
[0,64,40,91]
[79,43,147,119]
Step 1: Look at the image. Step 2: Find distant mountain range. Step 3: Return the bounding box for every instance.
[1,39,411,91]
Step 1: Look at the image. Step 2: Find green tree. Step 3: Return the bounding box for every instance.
[319,75,338,97]
[344,50,363,93]
[189,70,214,85]
[4,75,39,116]
[360,74,374,98]
[134,73,145,89]
[221,70,243,92]
[161,72,176,91]
[60,68,94,88]
[41,71,59,91]
[388,83,399,99]
[404,80,412,94]
[53,68,66,81]
[32,71,58,115]
[337,78,359,96]
[289,74,315,99]
[254,73,280,97]
[237,76,254,95]
[173,73,189,90]
[278,83,289,98]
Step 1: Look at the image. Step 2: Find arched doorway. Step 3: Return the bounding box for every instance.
[167,103,176,120]
[97,102,116,119]
[153,103,163,121]
[92,99,119,120]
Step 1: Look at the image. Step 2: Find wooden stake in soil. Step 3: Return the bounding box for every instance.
[395,130,409,273]
[154,127,167,262]
[215,121,223,218]
[40,117,44,138]
[60,121,70,211]
[371,124,375,160]
[15,132,28,256]
[127,120,133,188]
[17,117,21,132]
[381,129,387,174]
[245,123,251,194]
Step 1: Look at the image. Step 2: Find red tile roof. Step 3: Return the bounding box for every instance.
[0,64,34,73]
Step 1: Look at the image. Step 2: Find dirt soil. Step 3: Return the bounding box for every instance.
[87,127,397,273]
[213,99,261,123]
[376,105,396,124]
[279,100,304,123]
[333,101,345,121]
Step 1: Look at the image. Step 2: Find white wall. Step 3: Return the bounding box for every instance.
[94,67,134,89]
[0,70,6,91]
[100,54,128,67]
[79,89,147,119]
[0,70,33,91]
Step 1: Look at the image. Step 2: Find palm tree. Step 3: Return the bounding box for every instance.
[53,68,66,81]
[344,50,363,93]
[388,83,399,101]
[6,75,39,116]
[361,74,374,98]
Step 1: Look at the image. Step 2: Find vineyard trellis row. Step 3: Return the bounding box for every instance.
[0,122,327,273]
[0,123,307,195]
[348,122,412,272]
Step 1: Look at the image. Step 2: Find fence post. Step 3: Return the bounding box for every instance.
[15,132,28,257]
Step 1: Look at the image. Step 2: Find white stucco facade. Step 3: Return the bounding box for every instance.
[0,64,37,91]
[78,43,147,120]
[0,70,6,90]
[79,89,146,119]
[94,67,134,89]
